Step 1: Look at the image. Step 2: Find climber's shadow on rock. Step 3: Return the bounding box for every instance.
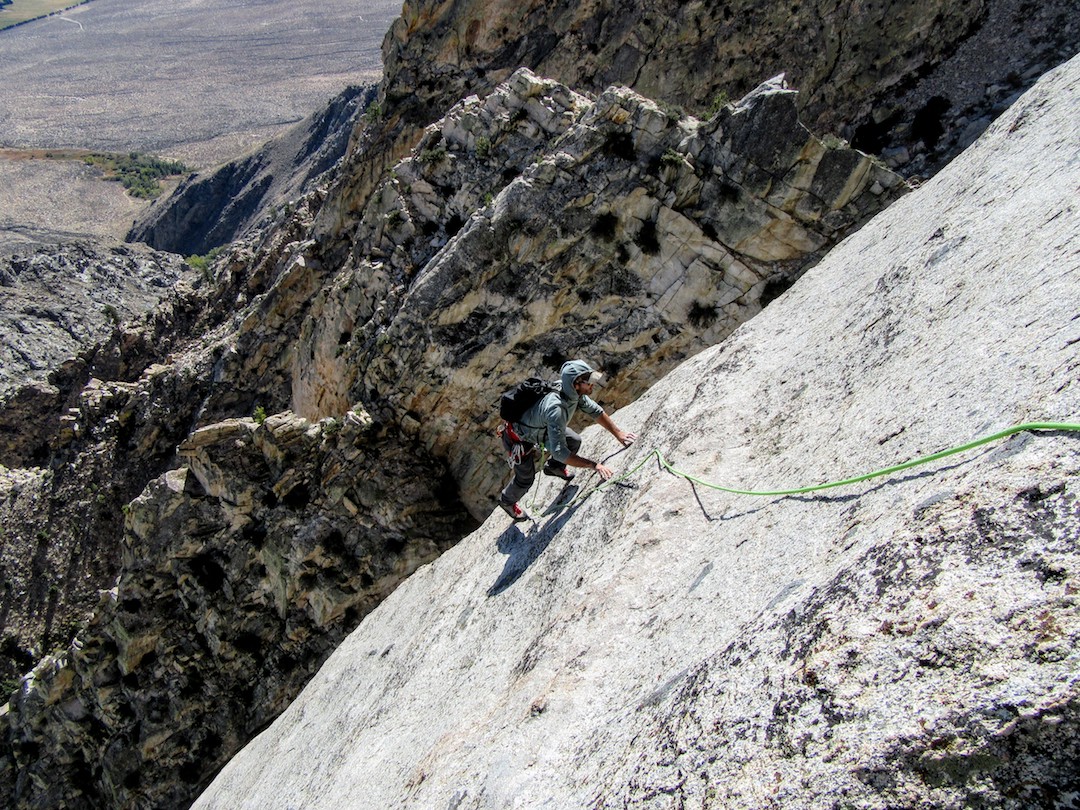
[487,488,581,597]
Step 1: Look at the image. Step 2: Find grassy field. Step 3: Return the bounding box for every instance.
[0,0,89,30]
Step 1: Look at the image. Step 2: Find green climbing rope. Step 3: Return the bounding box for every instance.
[566,422,1080,507]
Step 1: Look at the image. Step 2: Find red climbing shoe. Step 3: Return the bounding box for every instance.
[499,501,529,522]
[542,463,575,481]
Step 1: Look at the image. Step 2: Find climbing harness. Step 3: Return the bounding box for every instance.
[498,420,532,469]
[507,441,528,469]
[554,422,1080,511]
[499,419,565,511]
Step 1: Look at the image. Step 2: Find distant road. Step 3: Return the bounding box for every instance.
[54,14,83,30]
[0,0,401,167]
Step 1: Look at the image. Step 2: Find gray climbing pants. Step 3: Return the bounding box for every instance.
[500,428,581,505]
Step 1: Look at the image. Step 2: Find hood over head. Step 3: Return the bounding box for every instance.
[559,359,601,397]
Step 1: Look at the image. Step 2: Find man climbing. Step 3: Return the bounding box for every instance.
[498,359,637,522]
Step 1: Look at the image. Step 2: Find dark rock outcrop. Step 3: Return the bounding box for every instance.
[0,194,331,703]
[128,86,377,256]
[318,0,1080,247]
[2,410,472,808]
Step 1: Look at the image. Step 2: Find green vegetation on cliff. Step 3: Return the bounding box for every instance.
[1,148,190,198]
[82,151,190,198]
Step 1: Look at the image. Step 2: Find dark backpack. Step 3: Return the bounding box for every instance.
[499,377,559,424]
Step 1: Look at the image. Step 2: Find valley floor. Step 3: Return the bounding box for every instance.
[0,0,88,32]
[0,0,399,248]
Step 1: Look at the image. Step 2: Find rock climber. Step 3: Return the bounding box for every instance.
[498,359,636,522]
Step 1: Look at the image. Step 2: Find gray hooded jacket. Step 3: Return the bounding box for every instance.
[511,360,604,462]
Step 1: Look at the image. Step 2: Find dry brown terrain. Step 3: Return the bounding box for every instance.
[0,155,150,249]
[0,0,400,249]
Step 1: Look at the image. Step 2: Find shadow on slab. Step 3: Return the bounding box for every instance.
[487,484,582,596]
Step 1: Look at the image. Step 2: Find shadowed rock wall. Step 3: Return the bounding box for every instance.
[128,86,377,257]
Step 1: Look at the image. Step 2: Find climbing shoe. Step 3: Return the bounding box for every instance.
[499,501,529,522]
[543,463,575,481]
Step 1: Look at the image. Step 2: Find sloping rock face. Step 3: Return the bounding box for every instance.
[191,54,1080,809]
[127,85,377,256]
